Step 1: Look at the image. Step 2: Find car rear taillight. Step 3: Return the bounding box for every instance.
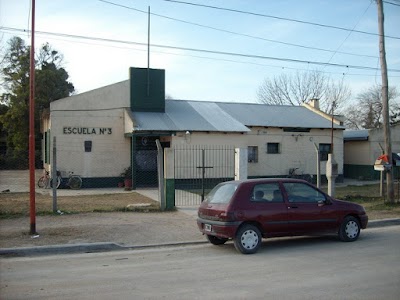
[219,211,236,222]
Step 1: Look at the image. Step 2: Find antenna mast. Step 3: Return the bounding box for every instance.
[147,6,150,96]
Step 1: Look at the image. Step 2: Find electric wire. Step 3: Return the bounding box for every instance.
[98,0,377,59]
[3,27,398,79]
[160,0,400,40]
[383,1,400,7]
[322,1,373,69]
[2,26,400,73]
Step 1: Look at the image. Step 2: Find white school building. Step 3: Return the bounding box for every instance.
[41,67,345,189]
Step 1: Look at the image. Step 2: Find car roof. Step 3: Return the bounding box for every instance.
[223,178,310,185]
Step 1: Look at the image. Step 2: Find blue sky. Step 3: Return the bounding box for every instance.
[1,0,399,104]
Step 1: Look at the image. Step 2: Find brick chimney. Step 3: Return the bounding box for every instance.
[309,98,320,110]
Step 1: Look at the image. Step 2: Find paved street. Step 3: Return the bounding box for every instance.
[1,226,399,300]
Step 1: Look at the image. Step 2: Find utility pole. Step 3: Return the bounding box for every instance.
[377,0,394,203]
[29,0,37,234]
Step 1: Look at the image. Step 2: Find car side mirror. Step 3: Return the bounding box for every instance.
[318,198,331,206]
[323,198,333,205]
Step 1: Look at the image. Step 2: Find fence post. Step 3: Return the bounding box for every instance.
[156,140,165,211]
[52,136,57,212]
[313,143,321,188]
[164,148,175,210]
[235,148,248,181]
[201,149,205,201]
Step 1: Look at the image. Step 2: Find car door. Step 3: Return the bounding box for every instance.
[282,182,337,234]
[248,183,290,236]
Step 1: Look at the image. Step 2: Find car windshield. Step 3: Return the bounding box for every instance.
[206,182,239,204]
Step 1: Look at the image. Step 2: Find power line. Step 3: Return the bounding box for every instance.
[10,27,400,79]
[2,26,400,73]
[3,26,398,79]
[383,1,400,6]
[323,1,373,69]
[98,0,377,59]
[160,0,400,40]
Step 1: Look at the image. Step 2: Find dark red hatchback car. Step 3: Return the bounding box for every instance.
[197,178,368,254]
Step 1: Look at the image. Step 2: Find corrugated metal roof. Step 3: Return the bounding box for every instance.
[129,101,249,132]
[217,102,343,129]
[343,129,369,141]
[128,100,345,132]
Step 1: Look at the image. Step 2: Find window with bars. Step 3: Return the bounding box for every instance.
[267,143,280,154]
[319,143,332,161]
[248,146,258,163]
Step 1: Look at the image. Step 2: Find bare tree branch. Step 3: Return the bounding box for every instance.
[257,70,350,112]
[344,85,399,129]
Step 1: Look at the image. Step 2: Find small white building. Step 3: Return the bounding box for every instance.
[41,67,345,188]
[344,124,400,180]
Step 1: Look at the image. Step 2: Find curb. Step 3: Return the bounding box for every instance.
[1,219,399,258]
[0,241,207,258]
[0,242,122,258]
[367,218,400,228]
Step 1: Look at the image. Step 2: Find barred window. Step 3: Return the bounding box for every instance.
[248,146,258,163]
[267,143,280,154]
[319,143,332,161]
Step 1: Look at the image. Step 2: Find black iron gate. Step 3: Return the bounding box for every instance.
[134,136,158,188]
[174,145,235,206]
[133,136,170,188]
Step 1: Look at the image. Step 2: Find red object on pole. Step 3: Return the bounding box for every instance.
[29,0,37,235]
[377,154,390,164]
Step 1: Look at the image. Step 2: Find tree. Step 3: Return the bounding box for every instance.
[257,70,351,113]
[344,85,399,129]
[0,36,74,168]
[0,103,7,154]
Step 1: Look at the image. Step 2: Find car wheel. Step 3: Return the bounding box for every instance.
[339,216,360,242]
[234,224,262,254]
[206,235,228,245]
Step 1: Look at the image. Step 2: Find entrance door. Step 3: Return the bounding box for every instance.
[134,136,167,187]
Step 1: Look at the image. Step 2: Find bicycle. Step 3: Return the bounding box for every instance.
[37,170,81,189]
[37,170,61,189]
[287,168,313,183]
[65,172,82,190]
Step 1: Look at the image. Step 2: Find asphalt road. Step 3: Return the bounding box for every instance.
[1,226,400,300]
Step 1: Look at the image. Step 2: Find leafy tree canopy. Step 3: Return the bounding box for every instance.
[0,36,74,166]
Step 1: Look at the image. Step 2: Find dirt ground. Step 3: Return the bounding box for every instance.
[1,203,398,250]
[1,181,399,249]
[1,170,398,251]
[0,211,202,249]
[0,188,203,249]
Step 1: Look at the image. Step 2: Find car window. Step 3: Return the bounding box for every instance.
[251,183,283,203]
[283,182,326,203]
[207,182,238,204]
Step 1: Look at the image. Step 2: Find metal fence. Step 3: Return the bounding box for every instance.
[174,145,235,206]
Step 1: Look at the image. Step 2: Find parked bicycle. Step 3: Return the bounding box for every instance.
[37,170,61,189]
[37,170,82,189]
[287,168,313,183]
[65,172,82,189]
